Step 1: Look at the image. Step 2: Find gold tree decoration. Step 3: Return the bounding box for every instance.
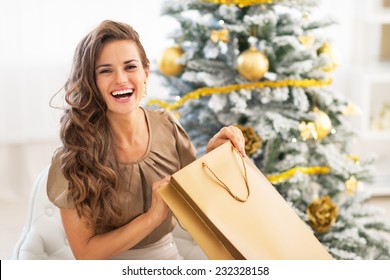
[157,45,185,76]
[306,195,338,234]
[236,125,263,155]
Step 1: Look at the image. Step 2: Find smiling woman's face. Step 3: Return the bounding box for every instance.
[95,39,149,117]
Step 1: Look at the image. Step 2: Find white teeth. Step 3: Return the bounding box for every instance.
[112,89,134,96]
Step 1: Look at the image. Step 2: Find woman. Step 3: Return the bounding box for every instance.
[47,20,245,260]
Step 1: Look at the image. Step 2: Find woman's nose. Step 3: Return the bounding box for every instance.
[115,69,127,84]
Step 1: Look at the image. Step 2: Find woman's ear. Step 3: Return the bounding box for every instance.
[144,63,150,82]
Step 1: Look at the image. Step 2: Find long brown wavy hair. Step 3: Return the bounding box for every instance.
[58,20,150,234]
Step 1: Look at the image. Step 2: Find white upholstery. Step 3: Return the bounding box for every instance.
[12,167,207,260]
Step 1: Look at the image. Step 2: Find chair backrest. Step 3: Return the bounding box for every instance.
[12,167,74,259]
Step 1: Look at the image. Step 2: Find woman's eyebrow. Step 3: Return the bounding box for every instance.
[124,59,139,64]
[95,59,139,70]
[95,63,111,70]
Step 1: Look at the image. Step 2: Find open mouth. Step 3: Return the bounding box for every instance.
[111,89,134,99]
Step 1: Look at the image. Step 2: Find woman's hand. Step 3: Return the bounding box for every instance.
[206,125,246,157]
[60,176,172,260]
[147,176,171,226]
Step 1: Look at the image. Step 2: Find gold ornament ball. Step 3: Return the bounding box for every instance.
[237,47,269,81]
[157,46,184,76]
[313,107,332,140]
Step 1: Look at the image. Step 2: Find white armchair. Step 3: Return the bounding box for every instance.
[12,167,207,260]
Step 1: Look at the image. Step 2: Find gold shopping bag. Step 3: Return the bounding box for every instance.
[159,142,332,260]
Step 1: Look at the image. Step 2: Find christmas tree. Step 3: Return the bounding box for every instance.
[148,0,390,259]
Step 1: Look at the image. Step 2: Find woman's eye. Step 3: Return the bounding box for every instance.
[97,69,111,74]
[98,69,111,74]
[125,64,137,70]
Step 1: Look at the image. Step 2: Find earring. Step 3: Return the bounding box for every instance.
[143,83,148,97]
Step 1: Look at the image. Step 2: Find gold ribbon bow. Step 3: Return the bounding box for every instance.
[210,29,230,43]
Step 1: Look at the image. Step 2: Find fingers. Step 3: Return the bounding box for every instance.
[224,126,246,157]
[206,126,246,157]
[152,176,171,191]
[149,177,171,225]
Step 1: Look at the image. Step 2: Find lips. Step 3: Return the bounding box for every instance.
[111,89,134,99]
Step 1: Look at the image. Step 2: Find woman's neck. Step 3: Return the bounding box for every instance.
[107,107,148,161]
[108,108,143,143]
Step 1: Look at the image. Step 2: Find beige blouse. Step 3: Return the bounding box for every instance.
[46,108,197,248]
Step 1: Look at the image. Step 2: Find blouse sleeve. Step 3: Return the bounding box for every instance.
[46,151,75,209]
[165,111,197,168]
